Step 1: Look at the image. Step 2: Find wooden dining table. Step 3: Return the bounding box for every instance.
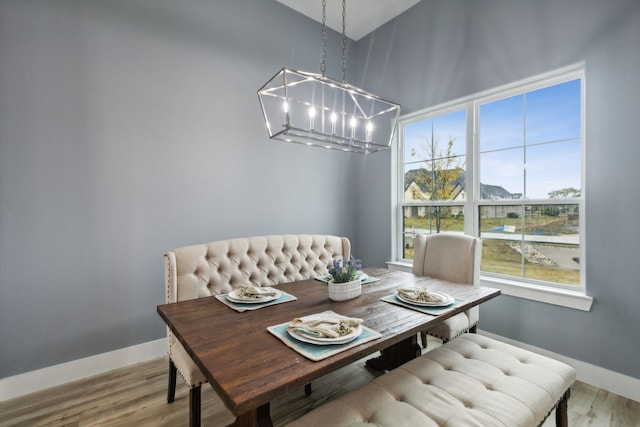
[157,267,500,427]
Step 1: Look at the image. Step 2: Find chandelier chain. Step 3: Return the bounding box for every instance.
[321,0,327,77]
[341,0,347,83]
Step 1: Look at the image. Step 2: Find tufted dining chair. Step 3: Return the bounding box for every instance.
[164,234,351,427]
[412,233,482,348]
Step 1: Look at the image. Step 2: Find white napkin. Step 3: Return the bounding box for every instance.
[237,285,277,298]
[287,311,363,338]
[397,286,446,303]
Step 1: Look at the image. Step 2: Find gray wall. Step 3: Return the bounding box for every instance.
[354,0,640,379]
[0,0,359,377]
[2,0,639,384]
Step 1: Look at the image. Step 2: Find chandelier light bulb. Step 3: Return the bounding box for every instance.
[330,111,337,135]
[350,116,357,139]
[309,106,316,130]
[283,101,290,126]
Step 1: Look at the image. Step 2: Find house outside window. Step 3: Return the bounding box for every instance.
[396,65,585,297]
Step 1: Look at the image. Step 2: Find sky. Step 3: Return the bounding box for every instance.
[403,79,581,199]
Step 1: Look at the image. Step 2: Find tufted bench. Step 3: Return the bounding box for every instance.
[164,234,351,427]
[286,334,576,427]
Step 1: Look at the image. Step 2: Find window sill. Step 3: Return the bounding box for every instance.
[482,276,593,311]
[386,261,593,311]
[386,261,413,273]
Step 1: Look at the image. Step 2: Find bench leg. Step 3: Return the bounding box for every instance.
[555,389,570,427]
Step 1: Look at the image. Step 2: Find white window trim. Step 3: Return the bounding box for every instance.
[391,63,592,311]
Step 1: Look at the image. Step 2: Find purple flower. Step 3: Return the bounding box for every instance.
[328,256,362,283]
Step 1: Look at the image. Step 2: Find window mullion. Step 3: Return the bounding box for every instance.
[466,100,476,236]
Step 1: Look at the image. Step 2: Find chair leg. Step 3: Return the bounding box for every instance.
[167,359,177,403]
[420,331,428,348]
[304,383,312,395]
[190,385,201,427]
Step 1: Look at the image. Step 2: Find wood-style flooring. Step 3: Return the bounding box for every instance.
[1,338,639,426]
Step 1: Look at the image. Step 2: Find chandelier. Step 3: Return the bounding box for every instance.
[257,0,400,154]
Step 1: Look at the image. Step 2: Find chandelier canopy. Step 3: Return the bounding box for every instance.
[257,0,400,154]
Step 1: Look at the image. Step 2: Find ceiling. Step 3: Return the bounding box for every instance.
[276,0,421,41]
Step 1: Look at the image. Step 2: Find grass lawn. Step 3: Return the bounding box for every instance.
[402,213,580,285]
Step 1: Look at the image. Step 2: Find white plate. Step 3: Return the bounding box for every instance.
[287,324,362,345]
[396,290,454,307]
[226,287,281,304]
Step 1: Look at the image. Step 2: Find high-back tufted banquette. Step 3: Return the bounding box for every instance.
[164,234,351,426]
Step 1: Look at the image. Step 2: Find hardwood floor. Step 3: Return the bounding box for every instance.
[1,338,639,426]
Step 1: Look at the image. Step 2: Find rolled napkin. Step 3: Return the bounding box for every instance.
[287,310,363,338]
[397,286,447,303]
[237,285,277,299]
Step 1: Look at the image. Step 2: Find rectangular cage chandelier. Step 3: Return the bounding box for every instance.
[257,0,400,154]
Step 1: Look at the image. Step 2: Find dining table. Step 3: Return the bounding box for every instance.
[156,267,500,427]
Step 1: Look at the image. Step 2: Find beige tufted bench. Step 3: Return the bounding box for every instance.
[286,334,576,427]
[164,234,351,427]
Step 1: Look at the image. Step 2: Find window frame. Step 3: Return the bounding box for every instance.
[392,63,592,311]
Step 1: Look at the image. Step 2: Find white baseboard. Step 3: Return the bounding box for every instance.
[0,339,166,401]
[479,330,640,403]
[2,334,639,404]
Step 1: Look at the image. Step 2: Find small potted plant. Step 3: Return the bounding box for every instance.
[327,256,362,301]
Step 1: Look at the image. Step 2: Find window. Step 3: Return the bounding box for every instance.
[396,65,585,298]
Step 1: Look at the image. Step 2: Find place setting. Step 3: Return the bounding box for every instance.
[215,284,297,312]
[267,310,382,361]
[381,286,466,315]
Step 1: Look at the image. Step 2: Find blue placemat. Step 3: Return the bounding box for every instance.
[267,320,382,361]
[381,294,466,315]
[215,290,297,312]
